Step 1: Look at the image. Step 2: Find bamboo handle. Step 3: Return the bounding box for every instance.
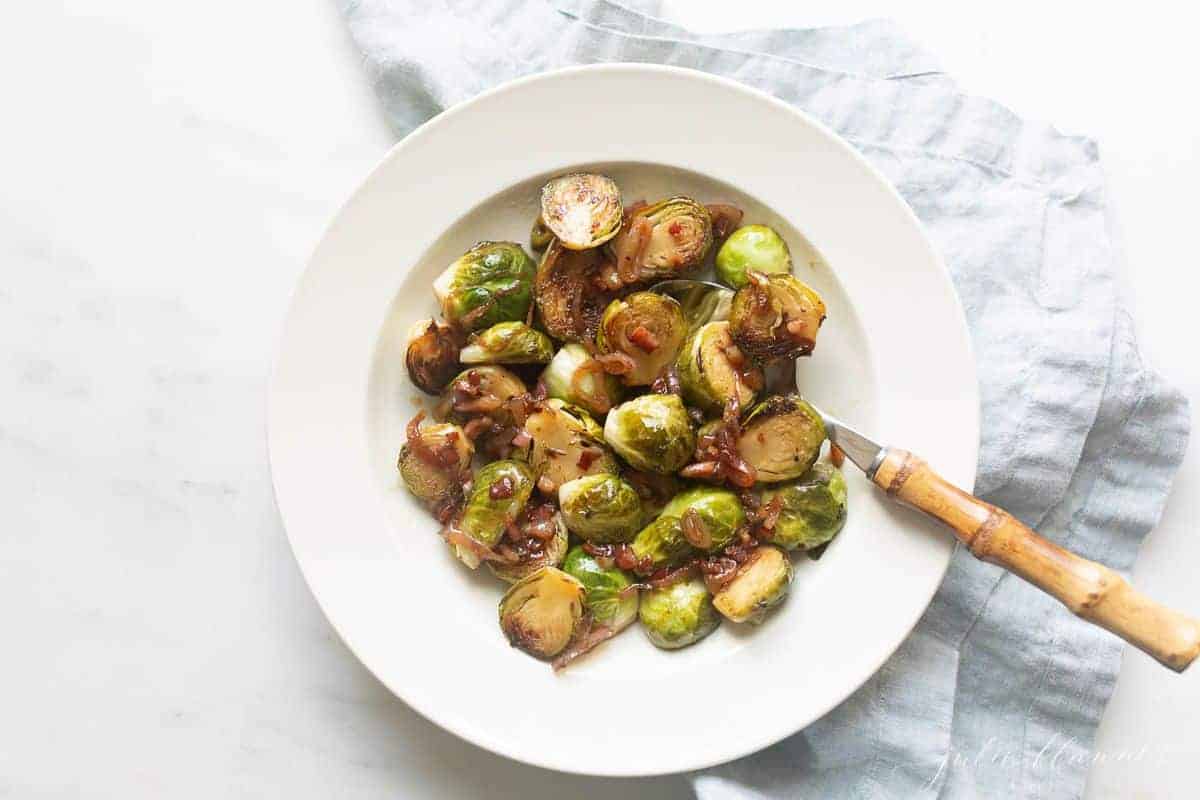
[873,449,1200,672]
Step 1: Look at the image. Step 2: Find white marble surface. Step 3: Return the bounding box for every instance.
[1,1,1194,797]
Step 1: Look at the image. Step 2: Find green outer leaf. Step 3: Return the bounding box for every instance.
[457,460,534,555]
[558,474,643,544]
[714,224,792,289]
[761,463,848,550]
[602,394,695,474]
[659,486,746,552]
[675,321,759,415]
[638,576,720,649]
[561,545,638,629]
[629,515,694,569]
[460,321,554,365]
[435,242,535,332]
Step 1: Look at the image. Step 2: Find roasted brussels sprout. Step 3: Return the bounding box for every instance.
[488,508,570,583]
[558,474,643,544]
[639,575,720,649]
[761,463,847,551]
[405,319,461,395]
[534,240,616,343]
[562,546,638,632]
[675,321,762,414]
[539,173,623,251]
[596,292,687,386]
[737,395,826,483]
[524,399,618,490]
[539,343,623,416]
[729,272,826,361]
[498,566,587,660]
[712,545,793,623]
[610,197,713,284]
[460,321,554,365]
[530,215,554,251]
[549,546,642,668]
[452,459,535,568]
[603,394,695,474]
[433,242,536,333]
[715,225,793,289]
[629,485,747,569]
[398,417,473,506]
[439,365,528,433]
[660,486,747,551]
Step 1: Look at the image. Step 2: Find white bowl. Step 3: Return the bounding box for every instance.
[268,64,978,776]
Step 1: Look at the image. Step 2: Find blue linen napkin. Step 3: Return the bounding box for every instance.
[336,2,1191,796]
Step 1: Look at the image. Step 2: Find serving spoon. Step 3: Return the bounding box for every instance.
[650,278,1200,672]
[814,402,1200,672]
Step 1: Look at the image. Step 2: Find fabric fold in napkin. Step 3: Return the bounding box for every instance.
[336,1,1191,797]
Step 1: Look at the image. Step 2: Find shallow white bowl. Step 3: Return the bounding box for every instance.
[268,64,978,776]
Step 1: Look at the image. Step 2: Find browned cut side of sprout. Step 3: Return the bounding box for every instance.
[406,320,462,394]
[534,240,617,343]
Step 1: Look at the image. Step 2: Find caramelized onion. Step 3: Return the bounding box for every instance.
[595,351,637,376]
[681,508,713,549]
[706,203,744,244]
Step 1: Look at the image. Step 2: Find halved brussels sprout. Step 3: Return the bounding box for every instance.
[629,485,747,570]
[602,394,695,474]
[453,459,535,568]
[539,173,623,251]
[610,197,713,284]
[405,319,461,395]
[460,321,554,365]
[530,215,554,251]
[729,272,826,361]
[433,242,536,333]
[639,575,720,649]
[712,545,793,623]
[596,292,687,386]
[534,240,616,343]
[540,343,624,417]
[675,321,763,415]
[524,399,618,490]
[558,474,643,544]
[761,463,848,551]
[562,546,638,631]
[737,395,826,483]
[398,420,473,506]
[715,225,793,289]
[488,509,570,583]
[438,366,528,430]
[498,566,587,660]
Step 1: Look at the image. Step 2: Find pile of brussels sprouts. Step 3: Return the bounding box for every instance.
[400,173,848,669]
